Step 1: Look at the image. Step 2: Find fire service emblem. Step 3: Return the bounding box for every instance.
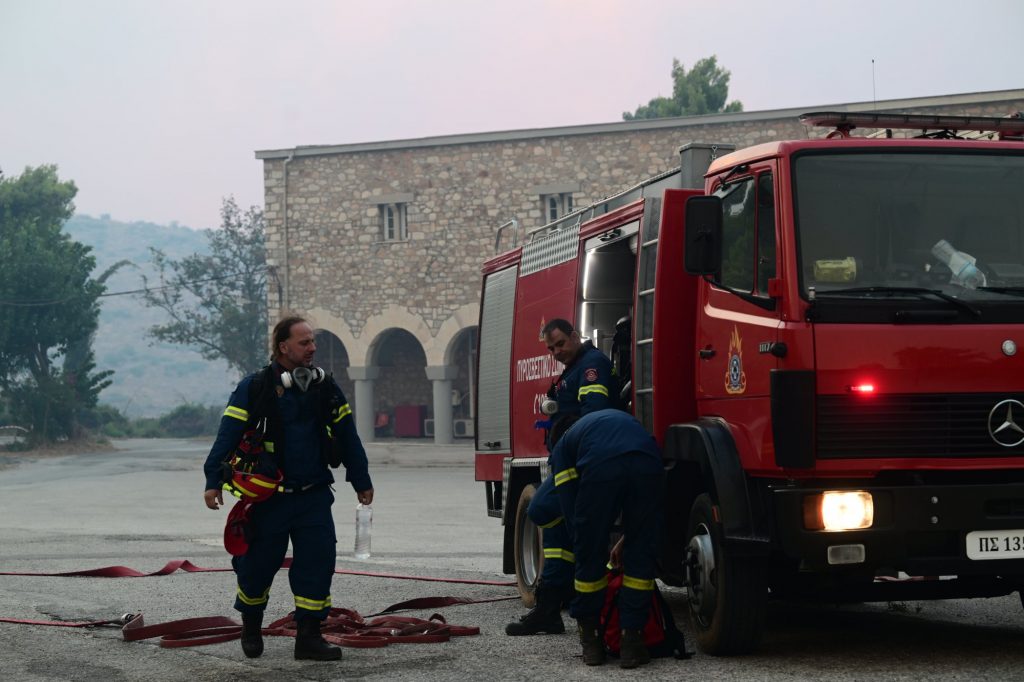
[724,326,747,395]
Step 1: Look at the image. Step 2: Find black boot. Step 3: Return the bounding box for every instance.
[294,618,342,661]
[577,618,606,666]
[619,628,650,669]
[240,612,263,659]
[505,583,566,636]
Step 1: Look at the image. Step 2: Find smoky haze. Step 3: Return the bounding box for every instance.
[1,0,1021,229]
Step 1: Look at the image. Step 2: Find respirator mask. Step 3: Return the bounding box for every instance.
[281,366,327,392]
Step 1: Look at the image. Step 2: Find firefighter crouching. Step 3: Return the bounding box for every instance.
[506,318,617,636]
[202,316,374,661]
[550,409,664,669]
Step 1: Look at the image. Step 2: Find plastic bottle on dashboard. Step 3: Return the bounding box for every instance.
[354,503,372,559]
[931,239,986,289]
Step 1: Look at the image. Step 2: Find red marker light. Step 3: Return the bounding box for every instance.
[848,384,876,394]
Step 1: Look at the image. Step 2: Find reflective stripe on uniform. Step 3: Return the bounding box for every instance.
[577,384,609,399]
[622,575,656,591]
[224,405,249,422]
[553,468,578,486]
[575,575,609,593]
[264,441,274,453]
[543,548,576,563]
[332,403,353,423]
[237,585,269,606]
[538,516,564,529]
[294,594,332,611]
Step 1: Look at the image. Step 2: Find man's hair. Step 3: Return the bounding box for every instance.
[272,316,308,359]
[549,414,581,449]
[542,318,575,337]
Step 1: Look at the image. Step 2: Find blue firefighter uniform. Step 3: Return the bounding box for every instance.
[203,363,371,623]
[550,409,663,630]
[530,341,615,591]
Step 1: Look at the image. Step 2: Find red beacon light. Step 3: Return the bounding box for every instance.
[847,383,876,394]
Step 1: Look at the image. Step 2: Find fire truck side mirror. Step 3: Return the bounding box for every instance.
[684,195,723,275]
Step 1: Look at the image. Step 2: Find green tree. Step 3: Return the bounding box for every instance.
[141,197,267,377]
[623,55,743,120]
[0,166,119,443]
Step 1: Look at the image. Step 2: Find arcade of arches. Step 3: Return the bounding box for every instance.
[314,326,477,444]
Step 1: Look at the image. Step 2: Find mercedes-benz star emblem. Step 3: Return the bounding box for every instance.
[988,399,1024,448]
[1002,340,1017,357]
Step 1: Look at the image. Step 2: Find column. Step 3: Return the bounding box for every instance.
[425,365,459,445]
[347,366,380,444]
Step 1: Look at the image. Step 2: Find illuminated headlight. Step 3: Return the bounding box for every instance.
[803,491,874,531]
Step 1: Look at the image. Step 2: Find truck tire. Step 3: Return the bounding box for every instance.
[512,482,543,607]
[684,493,767,655]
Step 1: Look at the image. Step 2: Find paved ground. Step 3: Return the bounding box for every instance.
[1,438,1023,681]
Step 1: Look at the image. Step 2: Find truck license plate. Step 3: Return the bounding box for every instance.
[965,530,1024,560]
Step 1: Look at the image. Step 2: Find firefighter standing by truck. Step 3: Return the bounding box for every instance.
[202,317,374,661]
[550,408,664,669]
[505,318,616,636]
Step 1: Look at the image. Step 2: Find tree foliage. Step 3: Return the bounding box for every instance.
[141,197,267,377]
[623,55,743,120]
[0,166,119,443]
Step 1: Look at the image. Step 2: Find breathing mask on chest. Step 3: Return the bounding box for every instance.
[280,366,326,392]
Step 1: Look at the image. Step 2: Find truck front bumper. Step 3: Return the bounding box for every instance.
[772,481,1024,578]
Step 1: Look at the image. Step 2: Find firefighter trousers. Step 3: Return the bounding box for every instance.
[528,473,574,589]
[232,484,337,621]
[557,454,663,629]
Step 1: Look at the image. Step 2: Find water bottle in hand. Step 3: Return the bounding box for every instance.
[354,503,372,559]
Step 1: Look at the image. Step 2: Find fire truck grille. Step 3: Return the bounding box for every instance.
[816,393,1024,459]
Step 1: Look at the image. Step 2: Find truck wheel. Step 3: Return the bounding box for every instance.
[684,493,767,655]
[513,483,543,607]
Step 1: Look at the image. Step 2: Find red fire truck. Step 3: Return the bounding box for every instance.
[475,112,1024,654]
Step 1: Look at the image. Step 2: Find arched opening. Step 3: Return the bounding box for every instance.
[314,330,353,403]
[371,328,430,438]
[446,326,478,436]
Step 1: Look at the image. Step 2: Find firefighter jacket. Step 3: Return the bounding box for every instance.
[550,409,661,487]
[550,340,614,420]
[203,363,371,493]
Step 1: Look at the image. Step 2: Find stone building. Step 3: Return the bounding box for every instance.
[255,88,1024,445]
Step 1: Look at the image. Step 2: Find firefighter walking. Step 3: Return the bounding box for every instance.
[550,409,664,668]
[203,316,373,661]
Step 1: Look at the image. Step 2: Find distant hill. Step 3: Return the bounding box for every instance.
[64,214,238,417]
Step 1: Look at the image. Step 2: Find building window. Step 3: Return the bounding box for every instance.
[542,193,573,223]
[379,203,408,241]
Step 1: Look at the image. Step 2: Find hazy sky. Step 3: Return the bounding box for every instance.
[2,0,1021,230]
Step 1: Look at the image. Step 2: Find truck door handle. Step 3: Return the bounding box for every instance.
[699,347,716,359]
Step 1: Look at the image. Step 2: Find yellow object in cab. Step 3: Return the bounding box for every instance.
[813,257,857,283]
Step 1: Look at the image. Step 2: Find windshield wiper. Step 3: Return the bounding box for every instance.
[813,286,982,318]
[978,286,1024,298]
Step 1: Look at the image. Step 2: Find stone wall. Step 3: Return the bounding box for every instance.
[261,92,1024,355]
[260,89,1024,442]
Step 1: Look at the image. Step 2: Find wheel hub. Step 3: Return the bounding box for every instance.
[518,517,542,587]
[685,523,717,623]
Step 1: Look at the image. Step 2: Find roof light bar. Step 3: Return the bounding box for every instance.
[800,111,1024,139]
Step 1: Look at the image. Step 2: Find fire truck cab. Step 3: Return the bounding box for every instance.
[475,113,1024,654]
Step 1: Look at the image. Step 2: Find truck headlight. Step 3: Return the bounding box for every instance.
[803,491,874,531]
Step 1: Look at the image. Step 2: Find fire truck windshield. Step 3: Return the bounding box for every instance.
[793,151,1024,302]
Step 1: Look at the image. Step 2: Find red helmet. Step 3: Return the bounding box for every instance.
[224,469,282,503]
